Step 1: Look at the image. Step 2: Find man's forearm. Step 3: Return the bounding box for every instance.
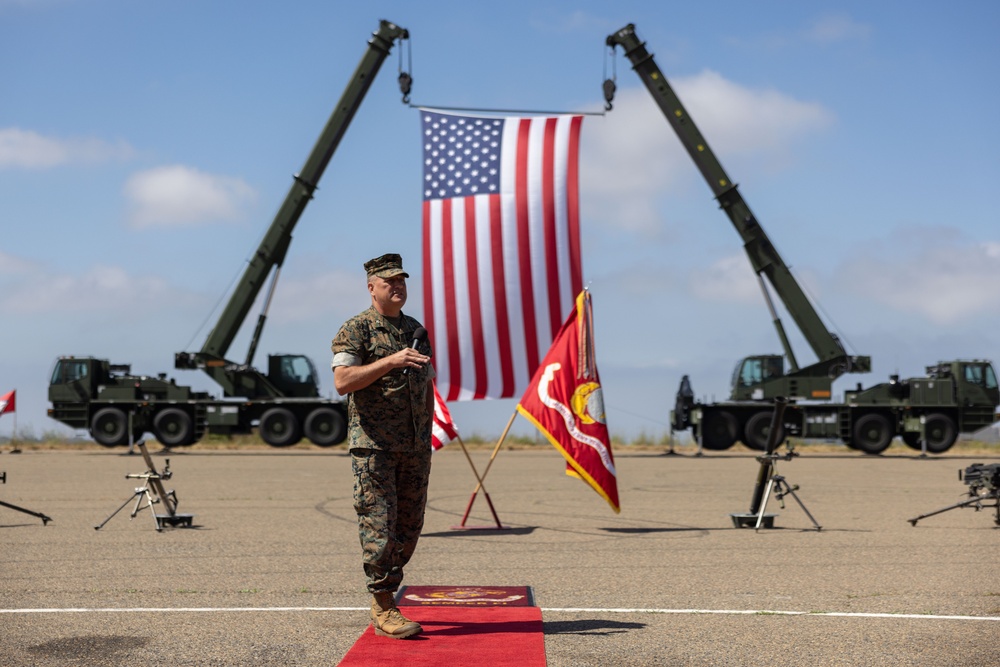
[334,360,392,395]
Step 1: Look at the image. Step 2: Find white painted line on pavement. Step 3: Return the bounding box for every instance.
[1,606,998,622]
[541,608,1000,622]
[0,607,366,613]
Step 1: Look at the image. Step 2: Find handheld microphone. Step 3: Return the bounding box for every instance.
[402,327,427,376]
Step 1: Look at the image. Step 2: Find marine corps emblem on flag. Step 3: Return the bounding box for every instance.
[571,381,605,425]
[517,291,619,512]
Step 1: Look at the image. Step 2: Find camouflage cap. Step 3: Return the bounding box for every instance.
[364,253,409,279]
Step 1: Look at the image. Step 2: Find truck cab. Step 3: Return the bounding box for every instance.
[48,357,103,416]
[730,355,784,400]
[267,354,321,398]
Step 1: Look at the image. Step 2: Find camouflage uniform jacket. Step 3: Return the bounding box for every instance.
[331,307,434,452]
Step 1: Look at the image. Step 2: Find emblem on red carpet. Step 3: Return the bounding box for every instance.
[397,585,534,606]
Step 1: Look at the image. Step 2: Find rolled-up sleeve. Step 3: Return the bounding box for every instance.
[332,352,361,369]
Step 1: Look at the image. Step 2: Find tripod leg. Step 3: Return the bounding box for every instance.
[0,499,52,525]
[754,477,776,530]
[135,489,163,531]
[149,490,164,531]
[907,496,984,526]
[95,492,143,530]
[781,483,822,531]
[129,487,149,519]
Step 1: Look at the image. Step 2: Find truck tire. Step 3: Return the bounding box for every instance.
[852,413,893,455]
[304,407,346,447]
[922,413,958,454]
[743,411,784,451]
[260,407,302,447]
[901,432,921,450]
[700,410,738,450]
[91,407,128,447]
[154,408,194,447]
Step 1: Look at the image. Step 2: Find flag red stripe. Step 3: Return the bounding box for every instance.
[489,194,515,398]
[441,203,463,401]
[542,117,562,339]
[515,119,539,373]
[566,116,583,296]
[464,197,488,399]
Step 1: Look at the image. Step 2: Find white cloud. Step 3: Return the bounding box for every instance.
[124,165,256,228]
[0,249,38,274]
[689,253,762,304]
[0,127,134,169]
[677,71,834,155]
[803,15,872,44]
[841,232,1000,324]
[268,269,370,324]
[1,264,175,314]
[581,74,834,234]
[529,9,616,33]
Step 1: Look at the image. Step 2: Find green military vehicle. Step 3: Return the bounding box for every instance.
[48,20,411,448]
[47,353,334,447]
[605,24,999,454]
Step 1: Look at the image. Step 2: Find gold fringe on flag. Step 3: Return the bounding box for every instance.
[576,290,597,381]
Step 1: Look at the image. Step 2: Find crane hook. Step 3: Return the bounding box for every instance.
[602,44,617,110]
[398,72,412,104]
[398,33,413,104]
[603,78,616,111]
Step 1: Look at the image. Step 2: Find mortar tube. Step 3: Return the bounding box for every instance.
[747,397,788,515]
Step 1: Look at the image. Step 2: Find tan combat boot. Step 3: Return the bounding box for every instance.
[370,592,422,639]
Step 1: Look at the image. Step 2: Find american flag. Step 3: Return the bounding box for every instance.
[420,110,584,401]
[431,383,458,451]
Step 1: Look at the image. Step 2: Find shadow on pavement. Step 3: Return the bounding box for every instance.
[543,619,646,635]
[422,526,537,537]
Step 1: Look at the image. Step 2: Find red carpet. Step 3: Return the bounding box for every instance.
[337,587,545,666]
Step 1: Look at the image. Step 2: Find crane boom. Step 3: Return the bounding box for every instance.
[176,20,409,397]
[606,24,870,399]
[595,24,996,455]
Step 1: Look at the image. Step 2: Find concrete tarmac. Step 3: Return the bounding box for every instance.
[1,443,998,666]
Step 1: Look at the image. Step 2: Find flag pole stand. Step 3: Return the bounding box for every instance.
[452,411,517,530]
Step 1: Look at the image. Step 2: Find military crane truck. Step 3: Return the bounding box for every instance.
[47,20,411,448]
[605,24,999,455]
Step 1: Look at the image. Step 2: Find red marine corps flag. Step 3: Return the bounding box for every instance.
[516,291,619,513]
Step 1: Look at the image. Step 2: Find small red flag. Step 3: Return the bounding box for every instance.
[431,383,459,451]
[516,291,619,512]
[0,390,15,416]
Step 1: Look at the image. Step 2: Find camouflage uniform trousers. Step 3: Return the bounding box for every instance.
[351,447,432,594]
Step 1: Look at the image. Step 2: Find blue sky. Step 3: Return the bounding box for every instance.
[2,1,999,443]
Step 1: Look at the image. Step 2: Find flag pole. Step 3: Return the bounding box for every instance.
[456,409,518,528]
[452,433,505,529]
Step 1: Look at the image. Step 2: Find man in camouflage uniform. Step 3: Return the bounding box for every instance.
[331,253,434,639]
